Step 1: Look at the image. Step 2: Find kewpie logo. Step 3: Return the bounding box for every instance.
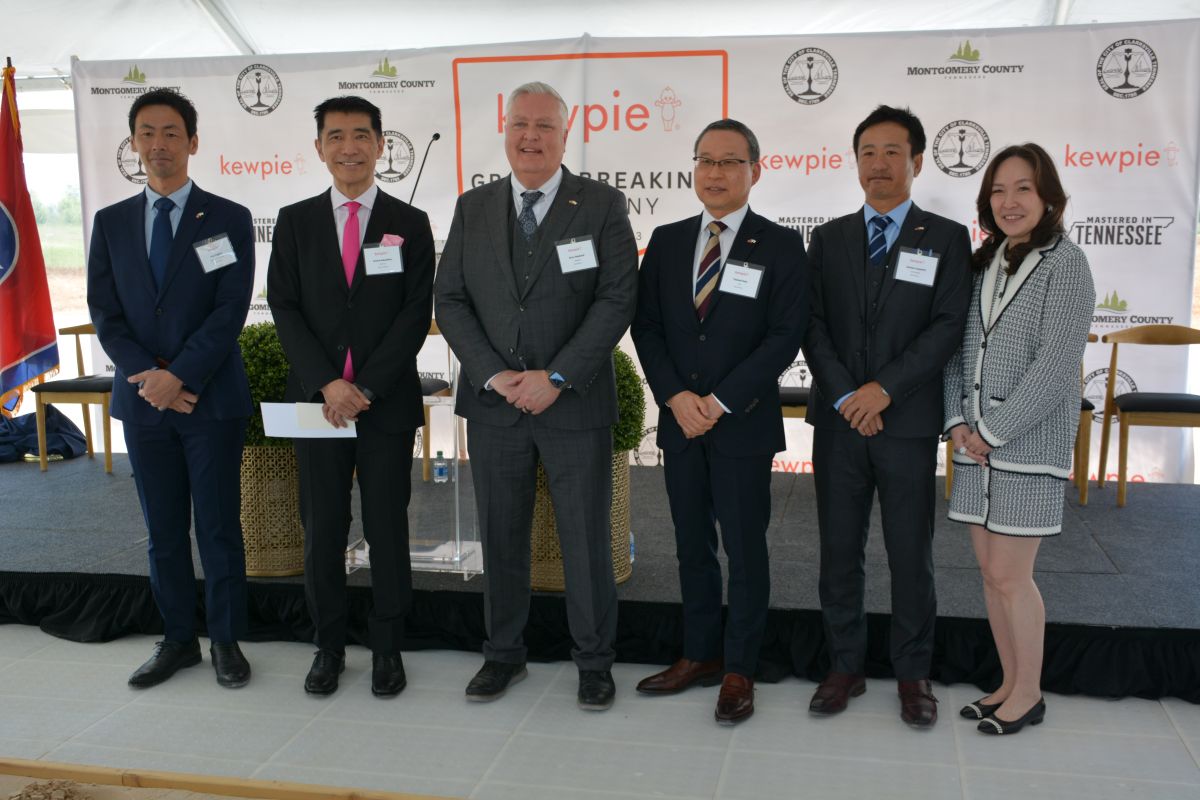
[218,153,306,180]
[655,87,682,131]
[495,89,661,142]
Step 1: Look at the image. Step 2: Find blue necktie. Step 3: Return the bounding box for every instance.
[868,214,891,267]
[518,190,543,240]
[149,196,175,289]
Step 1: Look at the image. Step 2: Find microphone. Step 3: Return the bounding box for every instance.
[409,132,441,205]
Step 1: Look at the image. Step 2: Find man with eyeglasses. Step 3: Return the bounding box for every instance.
[630,119,808,725]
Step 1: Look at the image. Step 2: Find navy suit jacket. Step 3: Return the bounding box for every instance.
[802,202,971,438]
[266,188,435,434]
[631,208,809,456]
[87,183,254,424]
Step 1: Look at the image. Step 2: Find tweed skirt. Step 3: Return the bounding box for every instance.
[947,460,1065,537]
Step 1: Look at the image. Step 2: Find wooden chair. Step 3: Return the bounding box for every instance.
[420,320,454,481]
[1097,324,1200,507]
[946,332,1098,503]
[779,386,808,420]
[28,323,113,474]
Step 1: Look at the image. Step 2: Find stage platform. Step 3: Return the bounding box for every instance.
[1,454,1197,702]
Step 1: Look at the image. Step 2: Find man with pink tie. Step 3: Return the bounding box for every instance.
[267,96,435,698]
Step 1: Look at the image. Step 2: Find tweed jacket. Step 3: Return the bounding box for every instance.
[943,235,1095,477]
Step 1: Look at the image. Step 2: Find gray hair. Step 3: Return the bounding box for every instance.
[506,82,569,128]
[693,118,761,164]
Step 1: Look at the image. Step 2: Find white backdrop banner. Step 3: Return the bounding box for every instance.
[72,20,1200,481]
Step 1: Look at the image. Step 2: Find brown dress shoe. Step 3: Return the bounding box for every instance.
[809,672,866,715]
[636,658,723,695]
[898,679,939,727]
[715,673,754,725]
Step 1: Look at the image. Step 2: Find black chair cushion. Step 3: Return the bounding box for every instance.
[1081,397,1095,412]
[421,378,451,396]
[1114,392,1200,414]
[779,386,810,407]
[30,375,113,394]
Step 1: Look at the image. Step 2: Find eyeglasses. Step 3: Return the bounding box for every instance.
[692,156,755,171]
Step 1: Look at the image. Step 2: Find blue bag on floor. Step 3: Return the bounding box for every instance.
[0,407,89,463]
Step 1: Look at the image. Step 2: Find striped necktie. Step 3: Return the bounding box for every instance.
[694,220,727,320]
[868,214,891,267]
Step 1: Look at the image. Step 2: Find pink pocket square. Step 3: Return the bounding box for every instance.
[381,233,405,246]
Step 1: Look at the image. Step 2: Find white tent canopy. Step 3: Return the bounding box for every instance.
[9,1,1200,107]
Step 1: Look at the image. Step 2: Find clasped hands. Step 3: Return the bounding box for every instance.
[493,370,561,415]
[128,368,197,414]
[667,390,725,438]
[948,423,992,465]
[841,381,890,437]
[321,379,371,428]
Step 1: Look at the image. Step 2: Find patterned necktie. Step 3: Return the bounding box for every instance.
[868,214,892,267]
[694,220,727,320]
[341,200,362,381]
[148,196,175,290]
[518,190,543,240]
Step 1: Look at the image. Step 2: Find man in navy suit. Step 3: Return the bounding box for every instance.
[268,96,435,698]
[803,106,971,727]
[631,119,808,724]
[88,89,254,689]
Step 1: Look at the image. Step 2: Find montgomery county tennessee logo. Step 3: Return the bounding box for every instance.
[375,131,416,183]
[236,64,283,116]
[1096,290,1129,314]
[337,58,436,92]
[906,41,1026,78]
[781,48,838,105]
[0,201,18,286]
[932,120,991,177]
[1083,368,1136,422]
[116,137,148,184]
[1069,215,1173,246]
[1097,39,1158,99]
[122,64,147,84]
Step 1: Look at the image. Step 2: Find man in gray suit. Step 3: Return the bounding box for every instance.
[434,82,638,711]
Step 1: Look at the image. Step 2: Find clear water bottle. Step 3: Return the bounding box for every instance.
[629,532,636,564]
[433,450,449,483]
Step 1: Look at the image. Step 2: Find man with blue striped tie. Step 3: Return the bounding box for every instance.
[802,106,971,727]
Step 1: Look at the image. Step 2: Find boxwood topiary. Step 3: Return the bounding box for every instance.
[612,347,646,453]
[237,322,290,447]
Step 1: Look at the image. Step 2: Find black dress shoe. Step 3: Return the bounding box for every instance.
[978,698,1046,735]
[210,642,251,689]
[960,696,1003,720]
[465,660,527,702]
[898,679,939,728]
[128,639,202,688]
[304,649,345,696]
[372,652,407,698]
[578,669,616,711]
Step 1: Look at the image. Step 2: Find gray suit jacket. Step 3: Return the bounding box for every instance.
[434,167,638,430]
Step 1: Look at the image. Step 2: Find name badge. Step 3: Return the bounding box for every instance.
[193,234,237,273]
[363,243,404,275]
[718,259,764,299]
[556,235,599,274]
[895,247,939,287]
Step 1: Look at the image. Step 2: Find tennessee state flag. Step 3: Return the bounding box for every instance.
[0,61,59,415]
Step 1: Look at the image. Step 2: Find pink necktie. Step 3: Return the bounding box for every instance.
[341,200,362,381]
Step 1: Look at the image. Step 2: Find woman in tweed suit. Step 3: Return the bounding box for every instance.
[944,143,1095,735]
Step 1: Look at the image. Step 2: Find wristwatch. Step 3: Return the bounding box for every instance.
[548,371,569,390]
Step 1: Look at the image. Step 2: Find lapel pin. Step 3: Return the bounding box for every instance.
[195,211,205,220]
[568,199,578,206]
[747,238,757,244]
[913,226,925,231]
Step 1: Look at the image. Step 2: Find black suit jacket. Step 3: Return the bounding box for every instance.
[266,187,435,434]
[803,203,971,438]
[631,209,809,456]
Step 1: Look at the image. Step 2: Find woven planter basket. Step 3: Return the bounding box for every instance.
[530,451,631,591]
[239,445,305,577]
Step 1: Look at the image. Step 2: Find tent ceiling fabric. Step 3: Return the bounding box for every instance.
[6,0,1198,152]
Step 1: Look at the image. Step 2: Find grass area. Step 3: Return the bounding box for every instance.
[35,221,86,272]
